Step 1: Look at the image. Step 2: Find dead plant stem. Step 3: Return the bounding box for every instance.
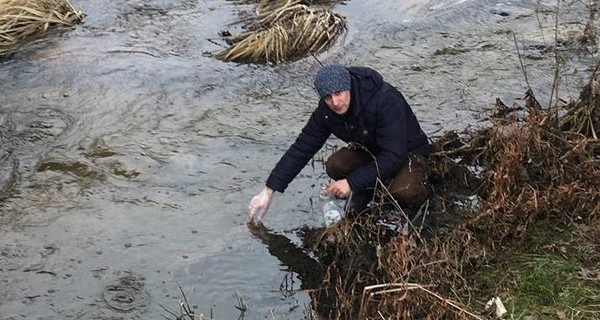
[362,283,486,320]
[513,33,532,93]
[549,0,561,108]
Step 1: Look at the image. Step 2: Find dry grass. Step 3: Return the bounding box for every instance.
[465,92,600,244]
[560,77,600,139]
[217,0,346,64]
[0,0,83,56]
[304,72,600,319]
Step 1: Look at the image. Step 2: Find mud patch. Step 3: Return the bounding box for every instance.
[38,158,107,181]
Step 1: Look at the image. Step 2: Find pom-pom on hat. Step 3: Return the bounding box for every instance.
[314,63,351,98]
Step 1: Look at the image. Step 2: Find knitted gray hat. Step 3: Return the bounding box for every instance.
[314,63,351,98]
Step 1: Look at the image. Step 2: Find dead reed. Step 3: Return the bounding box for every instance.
[217,0,346,64]
[306,71,600,319]
[0,0,83,56]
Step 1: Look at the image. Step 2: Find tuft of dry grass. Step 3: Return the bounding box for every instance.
[304,70,600,318]
[0,0,83,56]
[217,0,346,64]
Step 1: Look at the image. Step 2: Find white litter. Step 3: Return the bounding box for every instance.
[485,296,507,318]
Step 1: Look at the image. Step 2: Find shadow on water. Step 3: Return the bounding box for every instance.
[246,208,422,320]
[247,222,337,318]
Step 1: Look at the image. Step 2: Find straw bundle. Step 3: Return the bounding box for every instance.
[217,0,345,64]
[0,0,83,56]
[560,78,600,139]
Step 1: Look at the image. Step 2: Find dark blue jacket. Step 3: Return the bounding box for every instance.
[266,66,430,193]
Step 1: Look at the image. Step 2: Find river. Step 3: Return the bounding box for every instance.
[0,0,594,319]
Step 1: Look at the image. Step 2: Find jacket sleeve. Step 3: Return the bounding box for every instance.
[346,89,409,192]
[266,110,330,193]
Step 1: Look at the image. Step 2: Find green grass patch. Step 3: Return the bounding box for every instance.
[472,226,600,320]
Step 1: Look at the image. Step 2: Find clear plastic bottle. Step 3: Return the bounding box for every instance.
[321,194,344,227]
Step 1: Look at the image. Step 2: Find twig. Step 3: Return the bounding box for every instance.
[159,303,179,319]
[362,282,486,320]
[549,0,561,108]
[513,33,532,92]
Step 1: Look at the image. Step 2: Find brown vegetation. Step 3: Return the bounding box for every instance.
[306,76,600,319]
[216,0,346,64]
[0,0,83,56]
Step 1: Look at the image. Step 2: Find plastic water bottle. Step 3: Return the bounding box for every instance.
[321,195,344,227]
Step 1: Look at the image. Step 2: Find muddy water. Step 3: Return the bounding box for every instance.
[0,0,594,319]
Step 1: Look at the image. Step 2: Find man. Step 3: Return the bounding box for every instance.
[248,63,431,222]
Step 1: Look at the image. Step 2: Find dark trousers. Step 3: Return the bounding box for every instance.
[325,147,430,212]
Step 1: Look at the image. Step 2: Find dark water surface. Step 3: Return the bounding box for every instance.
[0,0,594,319]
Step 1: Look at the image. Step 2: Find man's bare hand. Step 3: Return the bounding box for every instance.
[325,179,351,198]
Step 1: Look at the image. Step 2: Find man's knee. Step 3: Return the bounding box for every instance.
[325,147,371,180]
[391,183,429,209]
[325,156,345,180]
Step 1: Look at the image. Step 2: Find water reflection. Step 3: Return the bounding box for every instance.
[247,222,337,318]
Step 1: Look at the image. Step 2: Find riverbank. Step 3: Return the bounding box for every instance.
[300,76,600,319]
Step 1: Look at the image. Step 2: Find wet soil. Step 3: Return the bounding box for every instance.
[0,0,595,319]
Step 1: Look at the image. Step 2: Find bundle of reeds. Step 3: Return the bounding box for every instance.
[560,78,600,139]
[0,0,83,56]
[217,0,345,64]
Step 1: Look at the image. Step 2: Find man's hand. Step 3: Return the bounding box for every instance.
[248,187,274,222]
[325,179,351,198]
